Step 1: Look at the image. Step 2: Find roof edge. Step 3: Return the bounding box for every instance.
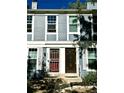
[27,9,97,14]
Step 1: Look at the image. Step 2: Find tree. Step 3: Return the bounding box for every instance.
[69,0,97,70]
[68,1,86,9]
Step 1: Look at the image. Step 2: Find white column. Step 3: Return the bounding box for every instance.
[83,49,88,71]
[56,16,58,41]
[59,48,65,74]
[37,47,43,70]
[36,48,39,70]
[46,48,50,71]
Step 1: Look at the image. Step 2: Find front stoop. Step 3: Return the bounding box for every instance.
[47,73,82,83]
[59,73,82,83]
[64,75,82,83]
[63,77,82,83]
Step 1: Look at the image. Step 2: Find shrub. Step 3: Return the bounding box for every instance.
[82,72,97,86]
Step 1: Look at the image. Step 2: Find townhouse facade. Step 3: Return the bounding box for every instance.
[27,1,97,80]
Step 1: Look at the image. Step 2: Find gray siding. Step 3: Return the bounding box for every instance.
[27,34,32,41]
[58,15,67,41]
[47,34,56,41]
[34,15,45,41]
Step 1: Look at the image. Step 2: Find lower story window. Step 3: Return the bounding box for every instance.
[88,48,97,70]
[27,48,37,79]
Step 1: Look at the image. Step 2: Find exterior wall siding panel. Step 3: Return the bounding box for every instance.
[58,15,67,41]
[34,15,45,41]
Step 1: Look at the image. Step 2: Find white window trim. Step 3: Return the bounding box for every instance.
[45,15,47,41]
[27,32,32,34]
[67,15,69,40]
[56,16,58,40]
[45,14,58,41]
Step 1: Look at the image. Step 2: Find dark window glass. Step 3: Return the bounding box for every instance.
[93,34,97,41]
[27,16,32,23]
[27,24,32,28]
[48,24,56,29]
[48,16,56,23]
[27,15,32,32]
[93,15,97,33]
[88,48,97,70]
[27,24,32,32]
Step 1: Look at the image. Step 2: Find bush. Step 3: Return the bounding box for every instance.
[82,72,97,86]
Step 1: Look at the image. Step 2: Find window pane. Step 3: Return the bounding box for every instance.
[27,24,32,32]
[48,24,56,29]
[69,16,77,24]
[69,24,77,32]
[28,48,37,59]
[27,16,32,23]
[27,59,36,71]
[93,34,97,41]
[27,29,32,32]
[88,59,97,70]
[88,48,96,59]
[27,24,32,28]
[47,16,56,32]
[48,16,56,23]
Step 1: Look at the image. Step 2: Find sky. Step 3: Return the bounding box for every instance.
[27,0,86,9]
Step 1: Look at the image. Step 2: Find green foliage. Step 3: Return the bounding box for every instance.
[68,1,86,9]
[82,72,97,86]
[87,0,97,2]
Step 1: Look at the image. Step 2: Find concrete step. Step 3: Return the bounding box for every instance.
[64,77,82,83]
[46,73,82,83]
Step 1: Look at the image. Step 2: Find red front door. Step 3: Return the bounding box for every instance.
[50,49,59,72]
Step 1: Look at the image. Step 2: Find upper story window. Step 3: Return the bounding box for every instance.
[47,16,56,32]
[27,15,32,32]
[69,16,78,32]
